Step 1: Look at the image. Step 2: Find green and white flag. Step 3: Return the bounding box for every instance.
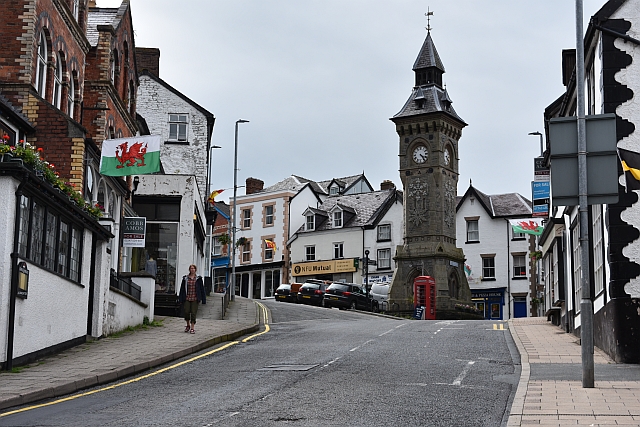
[100,135,161,176]
[509,218,544,236]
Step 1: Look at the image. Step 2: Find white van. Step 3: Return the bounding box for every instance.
[369,283,390,311]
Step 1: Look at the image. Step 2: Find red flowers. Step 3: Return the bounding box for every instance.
[37,147,44,153]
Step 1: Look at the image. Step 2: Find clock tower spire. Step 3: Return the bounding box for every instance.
[387,21,472,314]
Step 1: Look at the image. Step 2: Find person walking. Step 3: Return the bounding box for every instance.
[178,264,206,334]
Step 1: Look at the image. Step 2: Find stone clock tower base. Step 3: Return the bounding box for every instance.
[388,240,471,314]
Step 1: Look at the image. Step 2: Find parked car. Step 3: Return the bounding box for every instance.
[297,279,332,306]
[369,283,390,311]
[274,284,296,303]
[323,283,379,312]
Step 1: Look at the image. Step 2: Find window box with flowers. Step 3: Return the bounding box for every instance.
[0,137,102,220]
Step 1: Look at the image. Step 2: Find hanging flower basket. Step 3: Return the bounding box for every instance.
[236,236,247,247]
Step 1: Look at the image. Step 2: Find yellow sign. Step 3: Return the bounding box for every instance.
[292,259,356,276]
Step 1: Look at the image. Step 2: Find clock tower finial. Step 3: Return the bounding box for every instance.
[425,8,434,33]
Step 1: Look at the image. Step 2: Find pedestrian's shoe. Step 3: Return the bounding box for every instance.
[190,328,195,334]
[184,325,190,332]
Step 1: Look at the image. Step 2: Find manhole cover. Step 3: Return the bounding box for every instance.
[259,364,318,371]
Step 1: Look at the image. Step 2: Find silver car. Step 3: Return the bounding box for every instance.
[369,283,389,311]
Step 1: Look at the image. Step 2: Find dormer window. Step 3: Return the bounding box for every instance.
[333,211,342,228]
[306,214,314,231]
[330,186,339,196]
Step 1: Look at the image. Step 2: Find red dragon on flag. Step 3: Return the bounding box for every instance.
[115,141,147,169]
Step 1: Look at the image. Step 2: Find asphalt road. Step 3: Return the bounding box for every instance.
[0,300,519,427]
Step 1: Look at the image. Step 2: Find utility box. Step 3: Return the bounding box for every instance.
[414,276,436,320]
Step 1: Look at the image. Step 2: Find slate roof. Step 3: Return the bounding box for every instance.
[0,95,34,131]
[260,173,367,196]
[456,185,532,218]
[413,31,445,71]
[215,201,230,219]
[393,84,465,123]
[86,8,118,46]
[309,189,399,231]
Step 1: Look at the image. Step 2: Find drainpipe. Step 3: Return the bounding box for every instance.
[506,219,511,320]
[5,176,27,371]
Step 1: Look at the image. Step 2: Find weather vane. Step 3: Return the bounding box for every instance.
[425,7,433,32]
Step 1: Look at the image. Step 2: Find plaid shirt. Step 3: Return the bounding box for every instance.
[186,276,197,302]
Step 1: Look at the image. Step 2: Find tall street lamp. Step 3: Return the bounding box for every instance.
[528,131,544,156]
[231,119,249,301]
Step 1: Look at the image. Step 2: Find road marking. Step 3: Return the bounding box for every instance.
[349,346,360,352]
[452,361,475,386]
[322,357,340,368]
[379,329,394,336]
[0,302,273,418]
[395,323,408,329]
[492,323,505,330]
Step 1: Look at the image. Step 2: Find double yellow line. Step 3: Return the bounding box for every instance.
[0,302,271,418]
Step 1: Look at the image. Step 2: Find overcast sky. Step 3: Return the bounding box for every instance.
[100,0,604,202]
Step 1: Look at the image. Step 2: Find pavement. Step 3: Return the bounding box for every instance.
[507,317,640,426]
[2,301,640,426]
[0,294,259,412]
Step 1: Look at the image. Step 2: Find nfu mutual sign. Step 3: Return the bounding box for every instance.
[123,217,146,247]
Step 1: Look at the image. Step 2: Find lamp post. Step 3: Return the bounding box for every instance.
[230,119,249,301]
[206,145,222,196]
[528,131,543,156]
[206,144,221,285]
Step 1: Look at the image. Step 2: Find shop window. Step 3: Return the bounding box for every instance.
[333,242,343,259]
[482,256,495,280]
[377,224,391,241]
[306,245,315,261]
[131,223,179,293]
[44,211,58,271]
[168,114,188,142]
[29,201,45,263]
[377,248,391,269]
[57,221,69,275]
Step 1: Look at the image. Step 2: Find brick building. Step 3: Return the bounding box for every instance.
[0,0,154,369]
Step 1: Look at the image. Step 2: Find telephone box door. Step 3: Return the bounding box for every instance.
[414,276,436,320]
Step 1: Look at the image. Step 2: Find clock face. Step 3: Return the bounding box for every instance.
[412,145,428,164]
[444,148,451,166]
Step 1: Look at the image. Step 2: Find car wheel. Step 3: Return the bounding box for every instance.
[350,300,357,310]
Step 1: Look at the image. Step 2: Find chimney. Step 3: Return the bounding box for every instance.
[245,177,264,195]
[380,180,395,191]
[135,47,161,77]
[561,49,576,87]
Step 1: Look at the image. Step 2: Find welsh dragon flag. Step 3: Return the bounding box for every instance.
[100,135,161,176]
[509,218,544,236]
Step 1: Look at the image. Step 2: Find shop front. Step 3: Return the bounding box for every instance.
[291,258,359,283]
[471,288,506,320]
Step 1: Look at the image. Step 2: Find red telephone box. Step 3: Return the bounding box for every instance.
[414,276,436,320]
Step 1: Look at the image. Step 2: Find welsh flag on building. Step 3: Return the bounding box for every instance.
[100,135,161,176]
[509,218,544,236]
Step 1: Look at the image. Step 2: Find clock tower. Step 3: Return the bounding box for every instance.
[388,25,471,313]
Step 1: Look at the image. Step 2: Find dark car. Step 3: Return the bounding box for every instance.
[296,280,332,306]
[323,283,379,311]
[274,283,297,303]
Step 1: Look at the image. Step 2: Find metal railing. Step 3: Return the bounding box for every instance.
[110,270,142,301]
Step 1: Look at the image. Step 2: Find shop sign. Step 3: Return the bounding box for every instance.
[292,259,357,276]
[123,217,146,247]
[472,291,503,298]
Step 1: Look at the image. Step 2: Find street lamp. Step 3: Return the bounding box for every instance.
[230,119,249,301]
[206,145,222,196]
[528,131,544,156]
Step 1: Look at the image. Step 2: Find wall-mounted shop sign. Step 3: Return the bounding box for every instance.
[17,261,29,299]
[292,259,357,276]
[123,217,146,247]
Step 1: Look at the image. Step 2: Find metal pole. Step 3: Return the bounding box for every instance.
[528,131,544,156]
[230,120,248,301]
[575,0,594,388]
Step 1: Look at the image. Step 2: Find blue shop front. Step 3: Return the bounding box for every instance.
[471,288,506,320]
